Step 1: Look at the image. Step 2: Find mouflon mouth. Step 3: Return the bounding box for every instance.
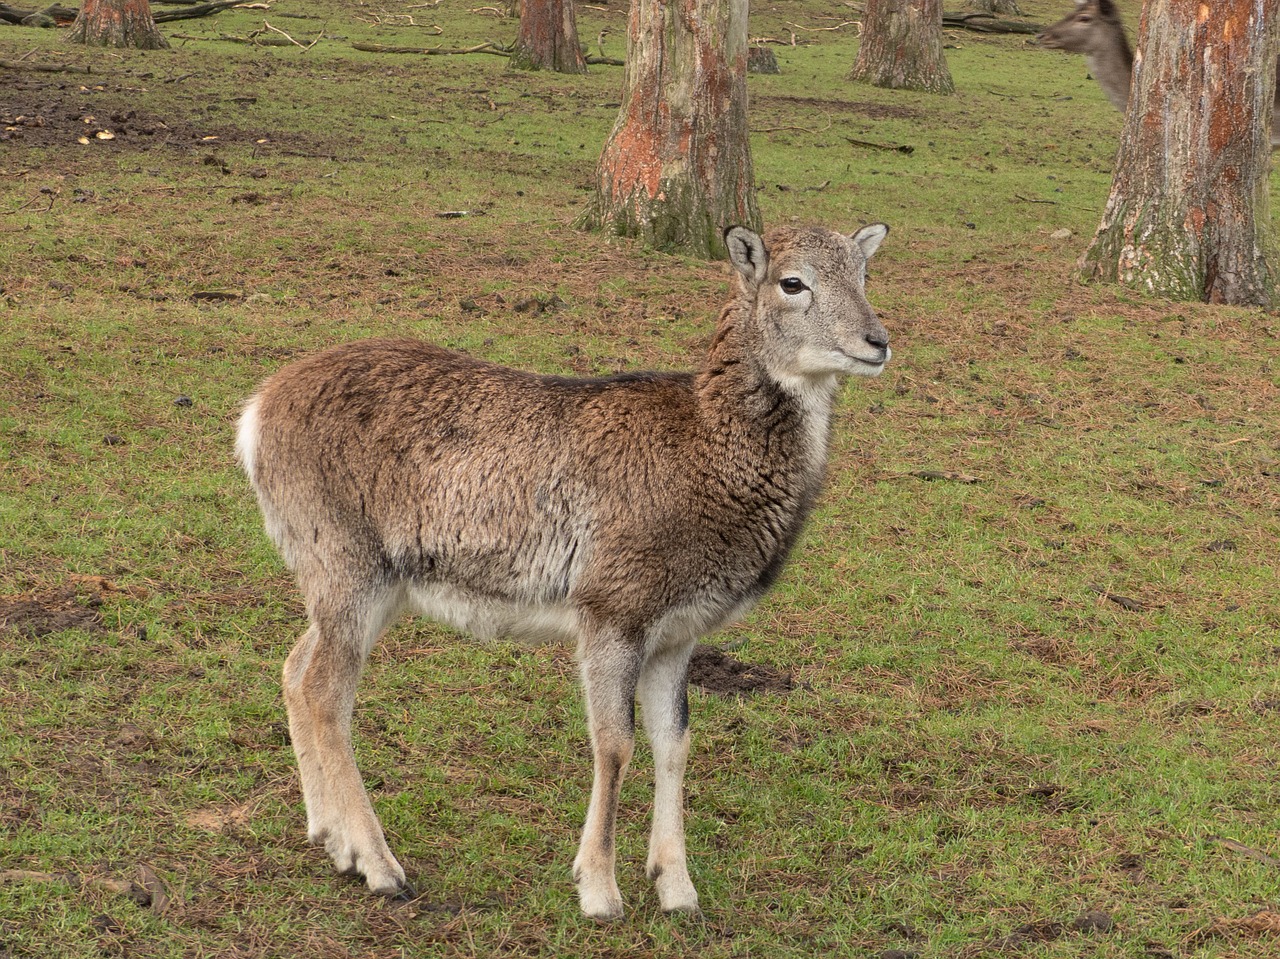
[836,347,891,371]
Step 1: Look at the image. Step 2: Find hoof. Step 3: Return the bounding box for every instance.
[581,898,625,923]
[654,870,700,915]
[576,876,624,922]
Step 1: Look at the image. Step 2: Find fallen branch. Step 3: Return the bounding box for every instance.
[173,30,297,45]
[1,0,249,22]
[352,40,510,56]
[941,11,1043,34]
[583,53,622,65]
[0,56,90,71]
[0,2,76,25]
[844,136,914,155]
[152,0,252,22]
[260,18,322,49]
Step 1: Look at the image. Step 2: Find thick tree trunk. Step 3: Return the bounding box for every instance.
[579,0,761,258]
[851,0,953,94]
[510,0,586,74]
[66,0,168,47]
[1079,0,1277,306]
[967,0,1021,14]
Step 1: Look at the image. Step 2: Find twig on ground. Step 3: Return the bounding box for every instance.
[1206,835,1280,867]
[261,19,323,49]
[354,13,441,29]
[3,189,56,215]
[1087,584,1146,612]
[756,115,834,135]
[784,19,857,32]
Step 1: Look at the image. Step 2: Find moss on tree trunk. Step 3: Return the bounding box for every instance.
[851,0,953,94]
[579,0,760,259]
[1079,0,1277,306]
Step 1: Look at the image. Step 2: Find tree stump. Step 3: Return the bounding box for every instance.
[747,46,780,74]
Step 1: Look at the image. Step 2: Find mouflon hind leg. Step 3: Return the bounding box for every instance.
[282,588,407,895]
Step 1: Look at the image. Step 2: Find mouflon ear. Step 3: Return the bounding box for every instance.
[724,226,768,285]
[851,223,889,261]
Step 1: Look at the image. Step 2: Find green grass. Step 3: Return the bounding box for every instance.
[3,1,1280,956]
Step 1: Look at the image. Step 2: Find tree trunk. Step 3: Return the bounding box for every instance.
[966,0,1021,14]
[851,0,954,94]
[1078,0,1277,307]
[510,0,586,74]
[579,0,761,259]
[66,0,168,48]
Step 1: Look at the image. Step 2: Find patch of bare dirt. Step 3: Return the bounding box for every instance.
[0,582,104,638]
[689,643,794,696]
[0,574,146,639]
[1,76,322,156]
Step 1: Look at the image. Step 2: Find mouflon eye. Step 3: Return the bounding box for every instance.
[780,277,808,295]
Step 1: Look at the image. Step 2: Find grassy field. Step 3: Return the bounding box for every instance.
[2,0,1279,956]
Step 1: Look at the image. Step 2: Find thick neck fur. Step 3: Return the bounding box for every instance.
[694,282,834,488]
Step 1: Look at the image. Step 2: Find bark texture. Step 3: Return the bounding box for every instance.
[1079,0,1278,306]
[579,0,761,258]
[851,0,953,94]
[510,0,586,73]
[967,0,1021,14]
[66,0,168,47]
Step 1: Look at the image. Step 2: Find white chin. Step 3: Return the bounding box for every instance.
[847,361,885,377]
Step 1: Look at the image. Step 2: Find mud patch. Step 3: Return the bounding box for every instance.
[0,574,143,638]
[689,643,794,696]
[0,584,105,638]
[1,76,323,155]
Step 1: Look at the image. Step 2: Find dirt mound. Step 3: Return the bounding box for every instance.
[0,575,140,638]
[689,643,794,696]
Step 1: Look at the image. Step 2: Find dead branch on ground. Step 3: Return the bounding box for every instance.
[941,11,1041,34]
[260,19,323,48]
[0,0,251,26]
[352,40,511,57]
[0,3,76,25]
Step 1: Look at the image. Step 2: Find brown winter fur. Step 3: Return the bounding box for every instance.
[236,224,891,920]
